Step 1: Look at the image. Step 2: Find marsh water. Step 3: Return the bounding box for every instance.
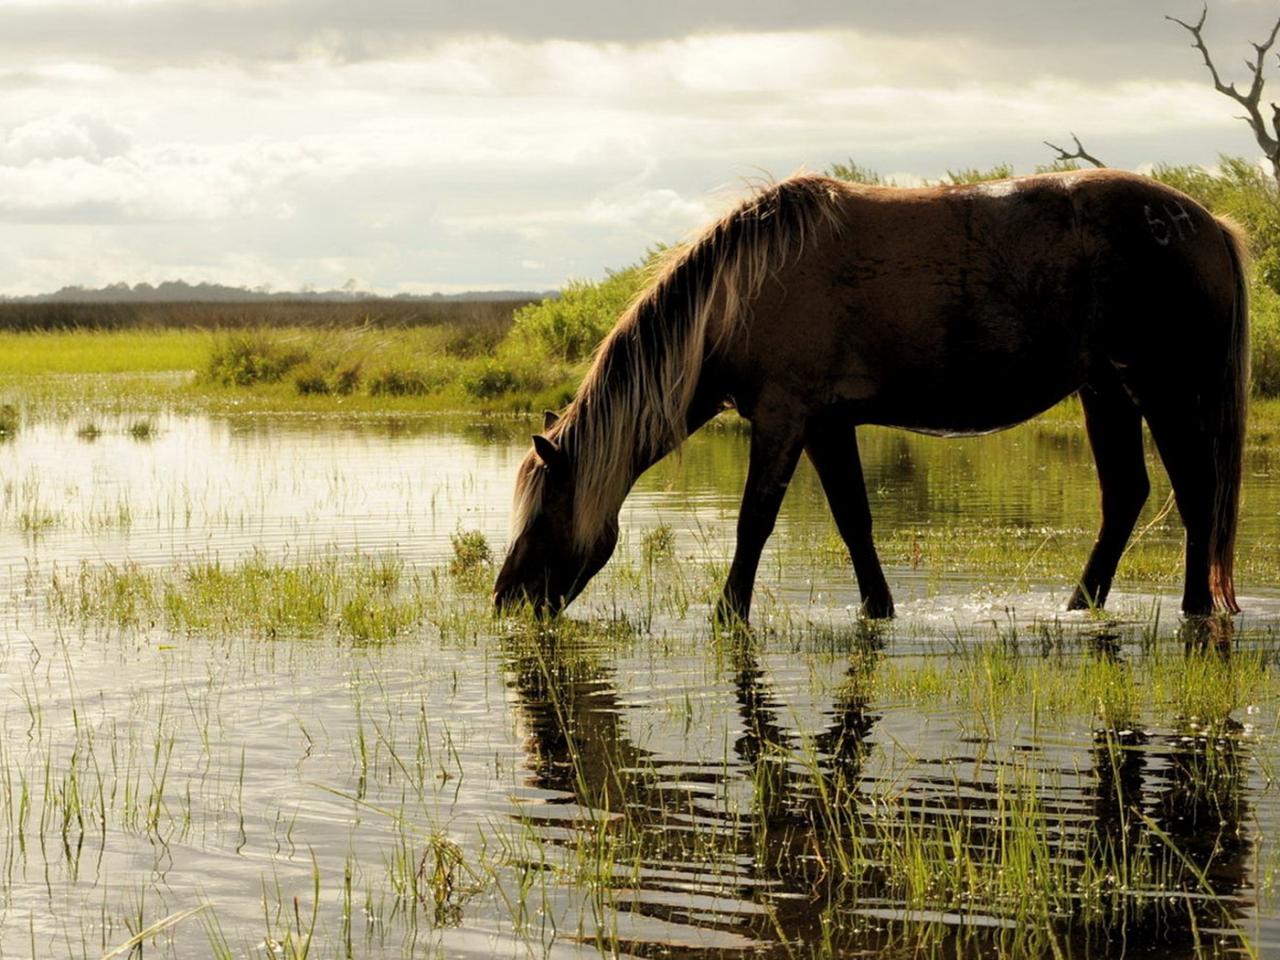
[1,409,1279,958]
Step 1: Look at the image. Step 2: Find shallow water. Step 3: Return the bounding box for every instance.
[0,411,1278,958]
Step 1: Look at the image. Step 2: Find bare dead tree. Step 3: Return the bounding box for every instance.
[1167,5,1280,185]
[1043,133,1106,168]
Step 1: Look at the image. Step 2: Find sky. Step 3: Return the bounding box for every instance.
[0,0,1274,296]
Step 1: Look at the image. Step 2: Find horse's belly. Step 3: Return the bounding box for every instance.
[854,357,1084,436]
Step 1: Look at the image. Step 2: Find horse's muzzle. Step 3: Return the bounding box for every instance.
[492,577,559,618]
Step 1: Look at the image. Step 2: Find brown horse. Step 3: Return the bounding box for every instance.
[493,170,1249,623]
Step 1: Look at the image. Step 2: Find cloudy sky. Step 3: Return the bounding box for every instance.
[0,0,1273,296]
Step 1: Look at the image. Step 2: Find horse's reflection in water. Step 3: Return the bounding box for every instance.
[501,628,1251,957]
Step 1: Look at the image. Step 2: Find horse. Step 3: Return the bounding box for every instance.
[493,170,1250,624]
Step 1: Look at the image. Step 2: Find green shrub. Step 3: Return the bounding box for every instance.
[828,160,1018,187]
[293,359,363,396]
[511,255,656,362]
[461,360,517,399]
[827,159,884,185]
[367,366,438,397]
[207,330,310,386]
[442,318,509,358]
[293,363,332,395]
[333,363,362,395]
[1250,280,1280,396]
[945,163,1015,185]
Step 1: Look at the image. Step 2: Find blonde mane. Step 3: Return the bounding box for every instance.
[513,175,852,549]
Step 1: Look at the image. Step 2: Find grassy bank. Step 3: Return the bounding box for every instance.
[7,329,1280,444]
[0,325,579,415]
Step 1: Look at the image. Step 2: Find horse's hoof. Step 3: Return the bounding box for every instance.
[1067,586,1105,611]
[861,595,895,620]
[713,598,750,631]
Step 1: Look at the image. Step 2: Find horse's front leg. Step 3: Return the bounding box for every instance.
[1068,378,1148,611]
[804,415,894,618]
[715,415,805,625]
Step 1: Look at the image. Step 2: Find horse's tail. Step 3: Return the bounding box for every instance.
[1209,216,1250,613]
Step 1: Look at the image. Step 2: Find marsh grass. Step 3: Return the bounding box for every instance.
[50,552,438,644]
[0,403,17,439]
[640,523,676,566]
[448,530,493,579]
[127,419,155,441]
[25,542,1280,958]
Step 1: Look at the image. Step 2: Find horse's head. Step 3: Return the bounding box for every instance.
[493,418,619,616]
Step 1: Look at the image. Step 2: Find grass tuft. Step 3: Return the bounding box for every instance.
[449,530,493,578]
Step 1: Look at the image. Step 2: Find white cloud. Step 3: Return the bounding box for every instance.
[1,114,130,164]
[0,23,1265,295]
[445,188,717,242]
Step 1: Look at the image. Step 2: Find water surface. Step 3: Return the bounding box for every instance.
[0,411,1277,958]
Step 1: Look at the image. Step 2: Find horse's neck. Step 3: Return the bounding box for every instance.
[567,346,719,525]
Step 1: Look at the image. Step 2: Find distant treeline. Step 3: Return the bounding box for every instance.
[0,298,536,335]
[2,279,548,305]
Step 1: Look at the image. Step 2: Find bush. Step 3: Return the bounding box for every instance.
[366,364,450,397]
[293,357,364,395]
[367,368,429,396]
[461,360,517,399]
[1250,281,1280,397]
[511,254,657,362]
[333,363,362,395]
[207,330,310,386]
[945,163,1015,185]
[442,315,511,358]
[827,159,884,185]
[293,362,332,395]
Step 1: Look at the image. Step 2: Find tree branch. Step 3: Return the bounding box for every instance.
[1043,133,1106,168]
[1167,5,1280,158]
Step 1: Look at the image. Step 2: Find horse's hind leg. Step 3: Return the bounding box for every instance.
[1069,379,1150,610]
[716,413,805,625]
[1140,399,1217,616]
[805,414,894,618]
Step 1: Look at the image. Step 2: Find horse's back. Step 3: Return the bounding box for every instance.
[727,170,1234,432]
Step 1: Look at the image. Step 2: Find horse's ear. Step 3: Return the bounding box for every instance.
[532,434,567,472]
[543,410,560,431]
